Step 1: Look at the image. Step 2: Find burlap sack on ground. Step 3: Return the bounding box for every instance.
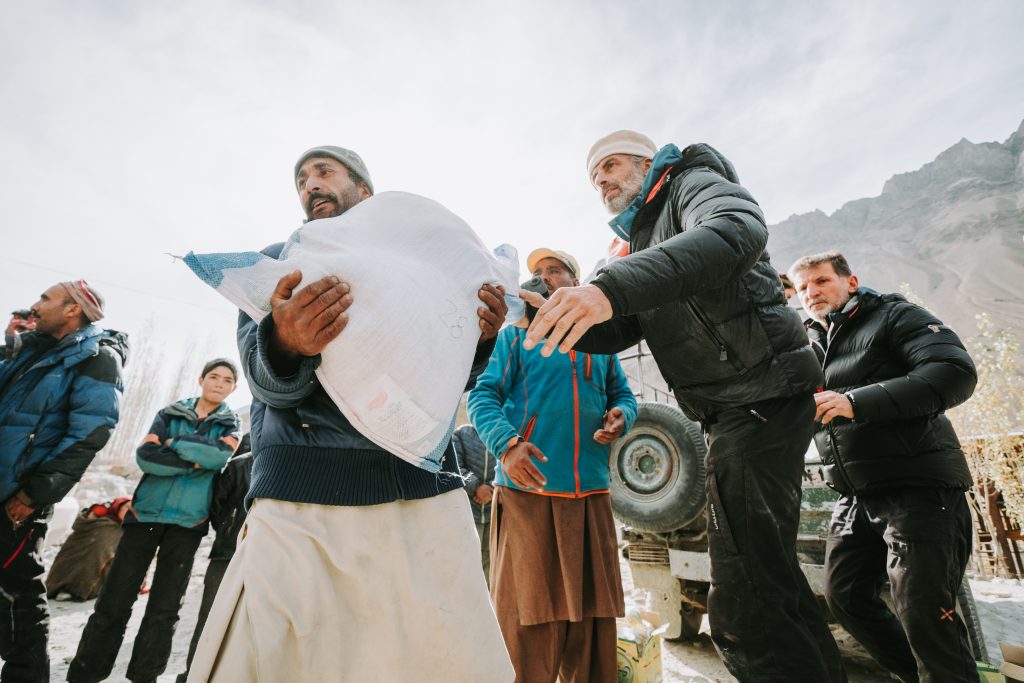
[45,515,123,601]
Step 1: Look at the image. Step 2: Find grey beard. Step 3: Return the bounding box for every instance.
[606,188,640,213]
[604,168,645,214]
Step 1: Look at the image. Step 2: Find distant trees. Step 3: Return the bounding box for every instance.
[95,319,214,475]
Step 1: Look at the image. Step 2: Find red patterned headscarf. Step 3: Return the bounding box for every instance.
[59,280,103,322]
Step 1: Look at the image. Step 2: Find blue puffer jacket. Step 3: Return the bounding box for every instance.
[0,325,127,506]
[128,398,240,530]
[468,326,637,496]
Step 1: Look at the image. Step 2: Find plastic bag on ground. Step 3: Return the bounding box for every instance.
[184,191,520,471]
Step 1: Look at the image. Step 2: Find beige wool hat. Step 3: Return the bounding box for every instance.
[586,130,657,180]
[527,248,580,278]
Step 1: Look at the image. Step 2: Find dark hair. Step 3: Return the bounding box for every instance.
[788,250,853,279]
[201,358,238,381]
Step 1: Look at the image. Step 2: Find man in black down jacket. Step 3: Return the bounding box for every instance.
[451,424,496,585]
[790,251,978,683]
[523,131,843,682]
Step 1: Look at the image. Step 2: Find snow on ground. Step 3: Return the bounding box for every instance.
[972,578,1024,665]
[41,466,1024,682]
[47,534,211,682]
[44,465,207,682]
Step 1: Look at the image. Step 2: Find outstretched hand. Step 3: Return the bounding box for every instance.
[594,407,626,444]
[502,441,548,491]
[523,285,612,356]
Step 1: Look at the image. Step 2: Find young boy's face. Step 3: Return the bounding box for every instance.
[198,365,237,404]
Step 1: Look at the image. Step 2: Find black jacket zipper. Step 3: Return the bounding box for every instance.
[685,300,746,375]
[820,315,858,494]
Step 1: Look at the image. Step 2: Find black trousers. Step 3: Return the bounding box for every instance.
[704,395,846,683]
[0,514,50,683]
[824,488,979,683]
[67,522,205,683]
[178,556,230,683]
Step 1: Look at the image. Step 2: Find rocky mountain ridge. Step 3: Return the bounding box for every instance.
[767,118,1024,340]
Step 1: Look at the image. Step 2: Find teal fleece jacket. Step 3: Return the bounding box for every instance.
[468,326,637,496]
[129,398,240,529]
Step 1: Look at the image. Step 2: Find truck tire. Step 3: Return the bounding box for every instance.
[956,579,988,661]
[610,402,707,533]
[668,602,705,642]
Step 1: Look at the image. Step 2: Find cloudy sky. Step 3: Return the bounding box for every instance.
[2,0,1023,404]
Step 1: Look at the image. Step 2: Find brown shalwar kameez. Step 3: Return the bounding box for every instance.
[490,487,624,683]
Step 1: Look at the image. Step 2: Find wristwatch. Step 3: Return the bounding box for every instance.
[507,435,524,450]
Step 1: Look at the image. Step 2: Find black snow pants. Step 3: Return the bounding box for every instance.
[703,395,846,683]
[177,556,230,683]
[824,488,979,683]
[67,522,204,683]
[0,514,50,683]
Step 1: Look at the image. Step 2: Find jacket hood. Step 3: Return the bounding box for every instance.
[675,143,741,185]
[99,329,130,367]
[608,142,741,241]
[17,325,129,369]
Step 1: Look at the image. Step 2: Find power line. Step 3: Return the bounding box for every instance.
[0,255,229,314]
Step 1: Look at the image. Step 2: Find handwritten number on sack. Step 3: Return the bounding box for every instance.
[439,299,466,339]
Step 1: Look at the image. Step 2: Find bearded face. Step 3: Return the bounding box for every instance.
[591,154,648,214]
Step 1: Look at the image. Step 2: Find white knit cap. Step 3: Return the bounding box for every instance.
[586,130,657,179]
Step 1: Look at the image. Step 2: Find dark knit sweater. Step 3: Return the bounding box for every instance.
[239,242,494,507]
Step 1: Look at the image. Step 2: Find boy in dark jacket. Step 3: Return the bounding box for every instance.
[451,425,496,584]
[68,359,240,683]
[791,251,979,683]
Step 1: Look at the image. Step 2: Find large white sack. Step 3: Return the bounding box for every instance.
[184,191,520,472]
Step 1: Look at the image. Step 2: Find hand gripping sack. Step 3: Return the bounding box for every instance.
[184,191,520,472]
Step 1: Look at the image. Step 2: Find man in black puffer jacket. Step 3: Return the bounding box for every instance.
[790,251,978,683]
[522,131,842,682]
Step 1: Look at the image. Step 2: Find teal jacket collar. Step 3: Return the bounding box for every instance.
[609,143,684,240]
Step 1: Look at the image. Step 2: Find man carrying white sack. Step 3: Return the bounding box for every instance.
[187,146,515,683]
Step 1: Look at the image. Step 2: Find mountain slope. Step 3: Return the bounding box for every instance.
[767,119,1024,339]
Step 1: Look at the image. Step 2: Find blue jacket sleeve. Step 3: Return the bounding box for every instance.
[238,310,322,409]
[23,347,124,506]
[605,355,638,432]
[467,329,521,459]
